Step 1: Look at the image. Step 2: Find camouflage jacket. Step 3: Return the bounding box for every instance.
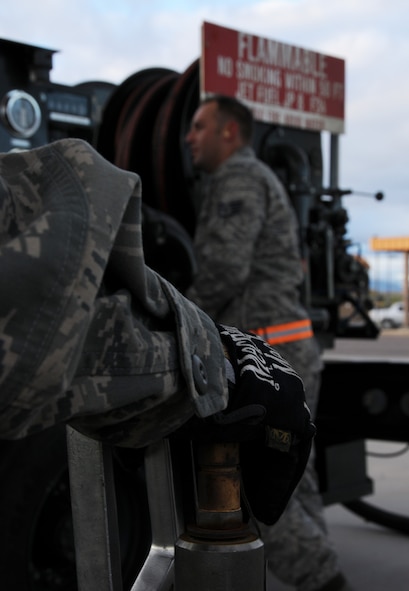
[0,139,228,447]
[186,146,322,374]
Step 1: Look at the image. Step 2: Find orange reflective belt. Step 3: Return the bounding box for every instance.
[251,319,313,345]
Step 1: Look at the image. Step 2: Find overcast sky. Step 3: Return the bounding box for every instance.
[1,0,408,290]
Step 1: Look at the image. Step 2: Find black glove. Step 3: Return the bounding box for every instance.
[214,324,312,440]
[216,324,316,525]
[174,324,316,525]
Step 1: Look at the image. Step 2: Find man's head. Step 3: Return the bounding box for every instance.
[185,95,254,173]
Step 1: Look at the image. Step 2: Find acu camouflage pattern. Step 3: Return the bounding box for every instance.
[187,146,339,590]
[186,146,322,375]
[0,138,228,447]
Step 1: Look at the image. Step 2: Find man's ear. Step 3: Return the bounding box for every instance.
[223,120,239,141]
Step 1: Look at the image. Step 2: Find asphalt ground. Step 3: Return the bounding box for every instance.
[268,329,409,590]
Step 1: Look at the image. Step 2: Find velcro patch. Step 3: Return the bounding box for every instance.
[265,427,292,452]
[218,200,242,218]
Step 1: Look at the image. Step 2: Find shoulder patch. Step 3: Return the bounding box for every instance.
[218,200,243,218]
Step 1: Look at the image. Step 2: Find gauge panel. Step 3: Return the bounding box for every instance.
[0,89,42,138]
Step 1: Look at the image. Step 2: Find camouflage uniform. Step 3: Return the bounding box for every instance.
[0,138,228,447]
[187,146,341,591]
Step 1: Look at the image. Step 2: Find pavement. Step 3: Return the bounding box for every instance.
[267,330,409,590]
[268,440,409,590]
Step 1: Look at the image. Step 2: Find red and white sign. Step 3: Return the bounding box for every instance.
[201,22,345,134]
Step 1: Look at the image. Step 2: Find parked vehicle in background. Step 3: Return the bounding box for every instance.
[369,301,405,328]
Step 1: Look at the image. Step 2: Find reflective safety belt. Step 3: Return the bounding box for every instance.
[251,318,313,345]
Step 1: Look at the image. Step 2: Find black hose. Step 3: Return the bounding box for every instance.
[343,499,409,536]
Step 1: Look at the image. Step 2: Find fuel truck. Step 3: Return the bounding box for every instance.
[0,26,408,590]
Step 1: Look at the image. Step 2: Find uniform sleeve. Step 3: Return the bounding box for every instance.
[0,139,228,445]
[62,271,229,448]
[187,169,266,318]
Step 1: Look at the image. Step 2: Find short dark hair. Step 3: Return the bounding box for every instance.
[201,94,254,144]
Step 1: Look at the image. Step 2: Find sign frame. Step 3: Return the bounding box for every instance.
[201,21,345,134]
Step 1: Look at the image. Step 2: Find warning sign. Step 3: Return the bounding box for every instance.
[201,21,345,134]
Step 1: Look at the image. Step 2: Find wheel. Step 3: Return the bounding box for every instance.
[380,318,395,329]
[0,426,151,590]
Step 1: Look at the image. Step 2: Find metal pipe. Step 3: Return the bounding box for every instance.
[329,133,339,189]
[195,442,242,529]
[175,442,265,591]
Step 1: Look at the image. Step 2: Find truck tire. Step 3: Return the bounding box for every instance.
[0,426,151,590]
